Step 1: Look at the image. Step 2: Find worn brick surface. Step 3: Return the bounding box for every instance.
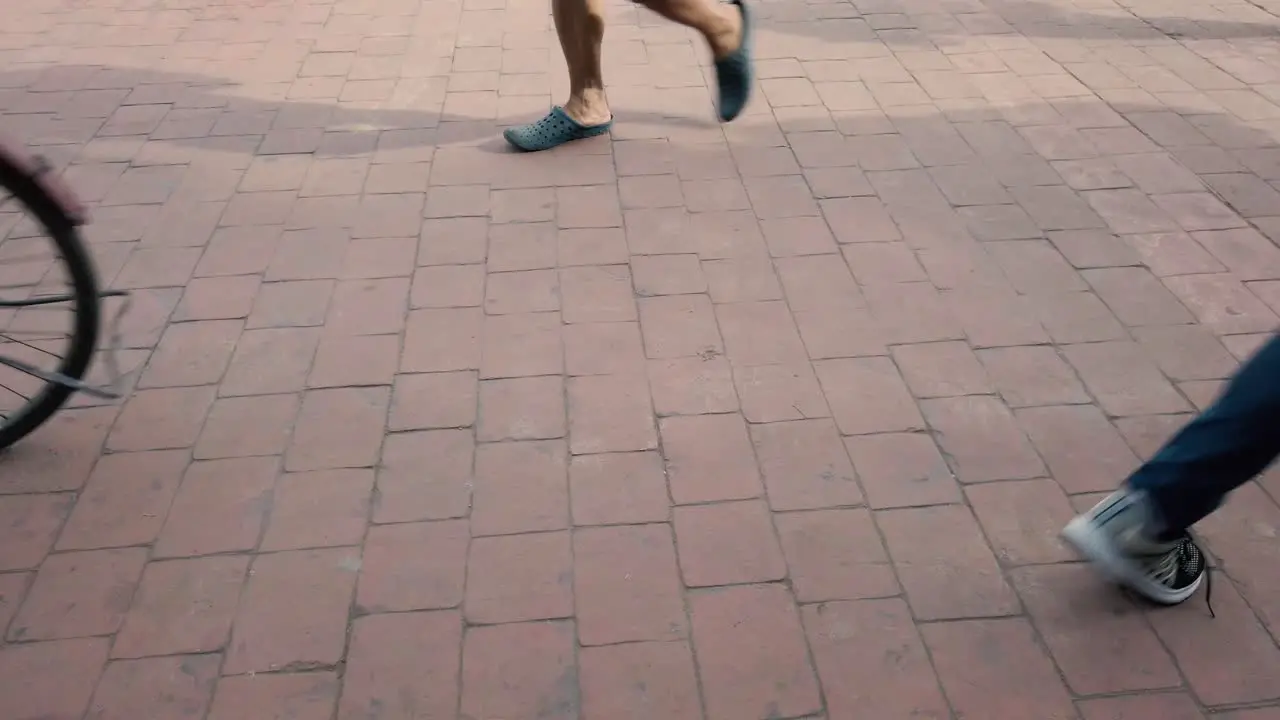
[85,654,219,720]
[1012,564,1182,696]
[5,0,1280,715]
[339,611,462,720]
[803,598,951,720]
[924,618,1079,719]
[210,672,339,720]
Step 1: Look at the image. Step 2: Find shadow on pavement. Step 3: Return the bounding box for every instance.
[0,63,726,162]
[757,0,1280,45]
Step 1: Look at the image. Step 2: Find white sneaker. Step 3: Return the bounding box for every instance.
[1062,489,1207,606]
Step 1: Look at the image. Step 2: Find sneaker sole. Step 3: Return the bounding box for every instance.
[1061,517,1201,606]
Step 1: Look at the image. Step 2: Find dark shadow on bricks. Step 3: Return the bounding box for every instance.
[0,61,1276,240]
[756,0,1280,45]
[0,64,725,161]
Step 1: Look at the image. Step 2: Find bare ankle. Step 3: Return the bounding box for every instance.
[563,88,612,125]
[707,3,743,59]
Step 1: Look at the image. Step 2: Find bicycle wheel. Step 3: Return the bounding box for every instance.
[0,149,100,451]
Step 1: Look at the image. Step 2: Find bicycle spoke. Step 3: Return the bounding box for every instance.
[0,293,77,307]
[0,371,27,394]
[0,333,61,361]
[0,380,29,403]
[0,192,80,428]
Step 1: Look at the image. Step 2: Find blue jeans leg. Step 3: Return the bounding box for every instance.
[1127,333,1280,538]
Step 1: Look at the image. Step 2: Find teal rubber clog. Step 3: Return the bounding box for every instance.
[503,106,613,152]
[714,0,754,122]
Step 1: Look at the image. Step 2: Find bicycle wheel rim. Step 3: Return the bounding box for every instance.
[0,155,100,451]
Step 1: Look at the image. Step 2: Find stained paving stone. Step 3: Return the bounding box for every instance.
[84,654,220,720]
[209,672,339,720]
[339,611,462,720]
[8,548,147,642]
[111,555,248,659]
[802,598,951,720]
[579,641,703,720]
[3,0,1280,715]
[0,638,110,720]
[573,523,687,645]
[689,583,823,720]
[460,620,579,720]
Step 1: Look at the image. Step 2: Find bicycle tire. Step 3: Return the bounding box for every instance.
[0,152,100,451]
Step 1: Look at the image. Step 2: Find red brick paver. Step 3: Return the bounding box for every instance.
[6,0,1280,717]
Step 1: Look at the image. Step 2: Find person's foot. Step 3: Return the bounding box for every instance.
[712,0,753,122]
[502,105,613,152]
[1061,488,1206,606]
[563,92,613,128]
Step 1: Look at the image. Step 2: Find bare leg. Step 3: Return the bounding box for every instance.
[638,0,743,59]
[553,0,743,124]
[508,0,748,149]
[554,0,612,126]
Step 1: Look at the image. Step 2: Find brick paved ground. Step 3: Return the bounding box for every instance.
[6,0,1280,718]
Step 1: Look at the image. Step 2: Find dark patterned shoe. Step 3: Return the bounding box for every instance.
[503,106,612,152]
